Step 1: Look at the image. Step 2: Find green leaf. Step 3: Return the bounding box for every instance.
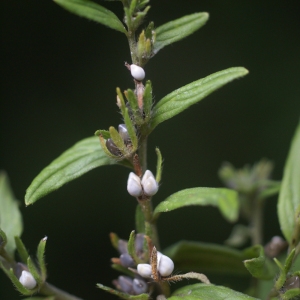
[97,283,149,299]
[37,237,47,281]
[54,0,127,34]
[153,12,209,54]
[15,236,29,264]
[150,67,249,131]
[164,240,251,276]
[169,283,259,300]
[0,172,23,257]
[243,245,277,280]
[278,122,300,243]
[25,136,117,205]
[153,187,239,223]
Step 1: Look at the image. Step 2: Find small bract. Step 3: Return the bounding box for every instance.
[130,64,145,81]
[19,270,37,290]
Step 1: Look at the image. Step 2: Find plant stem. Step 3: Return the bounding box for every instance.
[139,138,147,172]
[251,197,264,245]
[40,282,84,300]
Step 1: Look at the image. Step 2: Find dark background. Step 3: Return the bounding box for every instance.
[1,0,300,299]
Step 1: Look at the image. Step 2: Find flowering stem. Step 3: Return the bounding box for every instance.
[40,282,84,300]
[251,197,264,246]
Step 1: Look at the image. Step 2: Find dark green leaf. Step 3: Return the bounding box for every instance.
[153,187,239,223]
[22,298,55,300]
[164,240,250,276]
[25,137,117,205]
[0,172,23,256]
[54,0,127,34]
[169,283,259,300]
[278,122,300,243]
[243,245,277,280]
[150,67,249,131]
[154,13,209,54]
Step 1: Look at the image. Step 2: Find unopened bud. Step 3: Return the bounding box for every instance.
[118,124,130,144]
[137,263,152,278]
[157,252,174,277]
[130,64,145,81]
[120,253,135,268]
[141,170,158,196]
[133,278,148,294]
[106,139,121,156]
[284,276,300,290]
[135,234,145,256]
[118,276,133,293]
[19,270,37,289]
[118,239,128,254]
[127,172,142,197]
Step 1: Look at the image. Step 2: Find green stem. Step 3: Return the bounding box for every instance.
[40,282,84,300]
[139,138,147,172]
[251,197,264,245]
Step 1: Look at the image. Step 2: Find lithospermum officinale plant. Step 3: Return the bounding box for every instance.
[1,0,300,299]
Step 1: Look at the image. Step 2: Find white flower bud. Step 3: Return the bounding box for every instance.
[133,278,148,294]
[137,263,152,278]
[127,172,142,197]
[157,252,174,277]
[141,170,158,196]
[19,270,37,289]
[130,64,145,81]
[118,124,130,144]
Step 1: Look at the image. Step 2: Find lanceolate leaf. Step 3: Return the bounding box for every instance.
[0,172,23,257]
[243,245,277,280]
[153,12,209,54]
[150,67,249,131]
[25,137,120,205]
[169,283,259,300]
[54,0,127,34]
[278,122,300,243]
[153,187,239,222]
[164,240,255,276]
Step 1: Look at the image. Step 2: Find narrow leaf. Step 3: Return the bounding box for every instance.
[153,187,239,223]
[37,236,47,281]
[25,137,116,205]
[169,283,259,300]
[154,12,209,54]
[243,245,277,280]
[164,240,252,276]
[150,67,249,131]
[54,0,127,34]
[278,122,300,243]
[15,236,29,264]
[0,172,23,257]
[97,283,149,299]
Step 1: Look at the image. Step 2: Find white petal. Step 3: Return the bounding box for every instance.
[19,270,37,289]
[142,170,158,196]
[158,254,174,277]
[130,64,145,81]
[137,263,152,278]
[127,172,142,197]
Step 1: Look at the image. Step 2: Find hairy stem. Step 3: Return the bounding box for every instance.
[40,282,84,300]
